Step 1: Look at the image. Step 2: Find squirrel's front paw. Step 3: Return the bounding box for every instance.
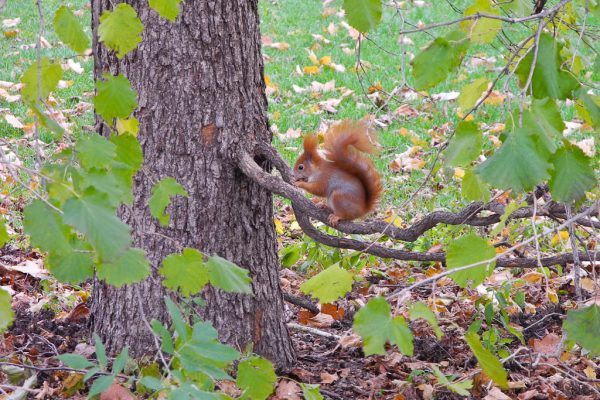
[327,214,341,226]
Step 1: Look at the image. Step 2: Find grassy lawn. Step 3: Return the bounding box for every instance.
[1,0,598,246]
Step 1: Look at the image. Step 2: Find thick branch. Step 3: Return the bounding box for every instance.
[238,151,600,268]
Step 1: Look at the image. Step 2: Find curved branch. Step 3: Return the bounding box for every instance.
[239,151,600,268]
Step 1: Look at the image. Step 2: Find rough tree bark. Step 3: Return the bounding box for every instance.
[90,0,295,369]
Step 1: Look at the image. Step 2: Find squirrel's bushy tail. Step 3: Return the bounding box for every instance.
[323,119,383,214]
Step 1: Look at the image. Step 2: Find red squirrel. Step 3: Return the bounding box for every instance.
[293,119,383,226]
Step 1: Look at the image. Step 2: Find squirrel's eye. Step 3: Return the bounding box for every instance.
[298,164,304,170]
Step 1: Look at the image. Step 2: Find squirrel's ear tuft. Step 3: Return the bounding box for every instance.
[303,135,318,153]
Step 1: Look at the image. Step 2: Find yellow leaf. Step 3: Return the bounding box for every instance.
[319,56,332,66]
[551,231,569,246]
[290,221,301,231]
[547,289,558,304]
[453,167,465,179]
[399,127,410,136]
[483,91,505,106]
[583,366,597,379]
[383,213,403,227]
[116,117,139,136]
[303,66,320,75]
[368,83,382,93]
[272,111,281,121]
[274,218,284,235]
[3,30,18,38]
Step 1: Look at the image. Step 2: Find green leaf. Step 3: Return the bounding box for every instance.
[280,245,302,268]
[461,168,490,202]
[0,223,8,247]
[461,0,502,44]
[206,255,253,294]
[56,354,95,369]
[444,121,481,167]
[300,263,353,303]
[409,302,443,339]
[89,375,114,398]
[0,288,14,333]
[30,104,65,137]
[516,33,579,100]
[115,117,140,136]
[98,3,143,58]
[75,134,117,170]
[111,133,143,171]
[94,333,108,370]
[458,78,489,110]
[112,347,129,375]
[148,177,188,226]
[24,200,71,254]
[476,126,551,192]
[148,0,182,21]
[528,98,564,153]
[563,305,600,355]
[151,320,174,354]
[94,73,138,122]
[353,296,413,356]
[236,356,277,400]
[490,201,526,237]
[47,251,95,284]
[465,331,508,388]
[53,6,89,53]
[161,248,209,296]
[165,296,188,341]
[412,30,469,90]
[301,384,324,400]
[20,57,62,103]
[97,248,150,287]
[498,0,530,17]
[79,169,131,207]
[446,233,495,288]
[342,0,382,33]
[431,365,473,396]
[140,376,163,391]
[549,142,596,204]
[63,190,132,261]
[575,88,600,128]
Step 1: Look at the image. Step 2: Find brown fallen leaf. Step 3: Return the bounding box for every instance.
[274,380,302,400]
[320,371,338,384]
[100,383,136,400]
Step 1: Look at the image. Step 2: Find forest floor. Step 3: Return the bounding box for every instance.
[1,0,600,399]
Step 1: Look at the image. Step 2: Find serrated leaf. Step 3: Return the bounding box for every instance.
[98,3,143,58]
[353,296,413,355]
[465,331,508,388]
[528,98,564,153]
[0,223,8,247]
[575,88,600,128]
[161,248,209,296]
[20,57,62,103]
[94,333,108,370]
[79,169,130,207]
[75,134,117,169]
[446,233,495,288]
[0,288,14,333]
[549,142,596,203]
[63,190,132,261]
[89,375,114,398]
[47,251,95,284]
[111,133,143,171]
[112,347,128,375]
[412,30,469,90]
[342,0,382,33]
[300,263,353,303]
[516,33,579,100]
[444,121,481,167]
[409,302,443,339]
[476,126,551,192]
[236,356,277,400]
[431,365,473,396]
[206,255,252,294]
[115,117,140,136]
[301,384,325,400]
[97,248,150,287]
[148,177,188,226]
[140,376,163,391]
[151,320,174,354]
[461,168,490,202]
[148,0,182,21]
[56,354,95,369]
[24,200,71,254]
[94,73,138,122]
[563,305,600,355]
[53,6,89,53]
[498,0,529,17]
[461,0,502,44]
[165,296,188,341]
[458,78,489,110]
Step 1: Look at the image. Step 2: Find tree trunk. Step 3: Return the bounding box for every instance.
[90,0,295,369]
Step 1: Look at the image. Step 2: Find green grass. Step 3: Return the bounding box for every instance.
[1,0,598,242]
